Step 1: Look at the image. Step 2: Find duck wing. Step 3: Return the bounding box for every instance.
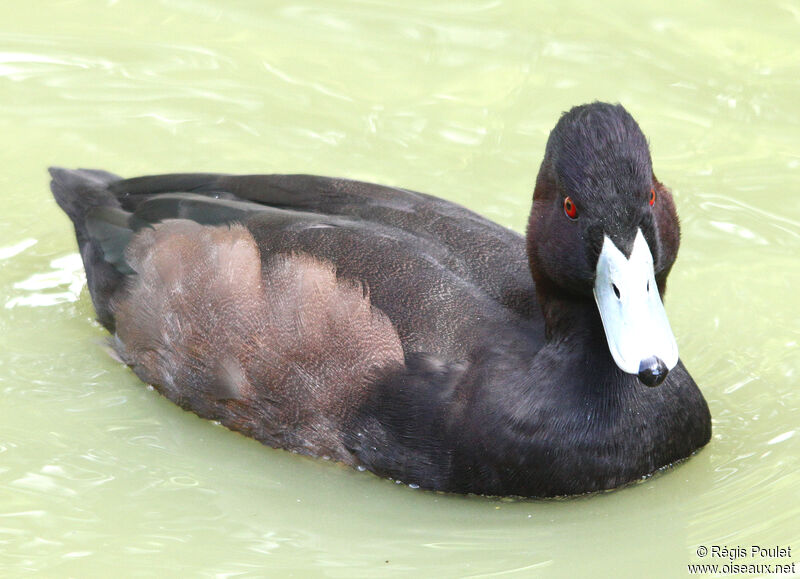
[108,173,538,319]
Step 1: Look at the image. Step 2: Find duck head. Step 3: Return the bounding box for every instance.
[527,102,681,387]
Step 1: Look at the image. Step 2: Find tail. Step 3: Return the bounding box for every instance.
[49,167,131,331]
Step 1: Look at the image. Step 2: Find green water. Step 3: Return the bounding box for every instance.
[2,0,798,576]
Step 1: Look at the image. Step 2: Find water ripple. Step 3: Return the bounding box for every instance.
[5,253,85,309]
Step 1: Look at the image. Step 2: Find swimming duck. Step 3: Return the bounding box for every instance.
[50,102,711,497]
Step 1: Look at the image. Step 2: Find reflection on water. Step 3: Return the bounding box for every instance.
[0,0,798,576]
[0,238,37,260]
[5,253,84,309]
[0,51,105,80]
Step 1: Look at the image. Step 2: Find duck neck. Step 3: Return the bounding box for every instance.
[535,278,603,344]
[530,278,633,390]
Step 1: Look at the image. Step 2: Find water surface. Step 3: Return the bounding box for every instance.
[1,0,798,576]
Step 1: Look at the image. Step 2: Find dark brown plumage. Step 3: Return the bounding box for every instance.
[50,102,711,497]
[113,222,403,462]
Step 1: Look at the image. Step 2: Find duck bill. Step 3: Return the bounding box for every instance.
[593,229,679,386]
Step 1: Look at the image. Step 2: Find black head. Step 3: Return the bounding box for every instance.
[527,102,680,299]
[526,102,683,385]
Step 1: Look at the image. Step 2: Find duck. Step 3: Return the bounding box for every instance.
[50,102,711,497]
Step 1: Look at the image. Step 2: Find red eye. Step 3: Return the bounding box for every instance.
[563,196,578,219]
[649,188,656,207]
